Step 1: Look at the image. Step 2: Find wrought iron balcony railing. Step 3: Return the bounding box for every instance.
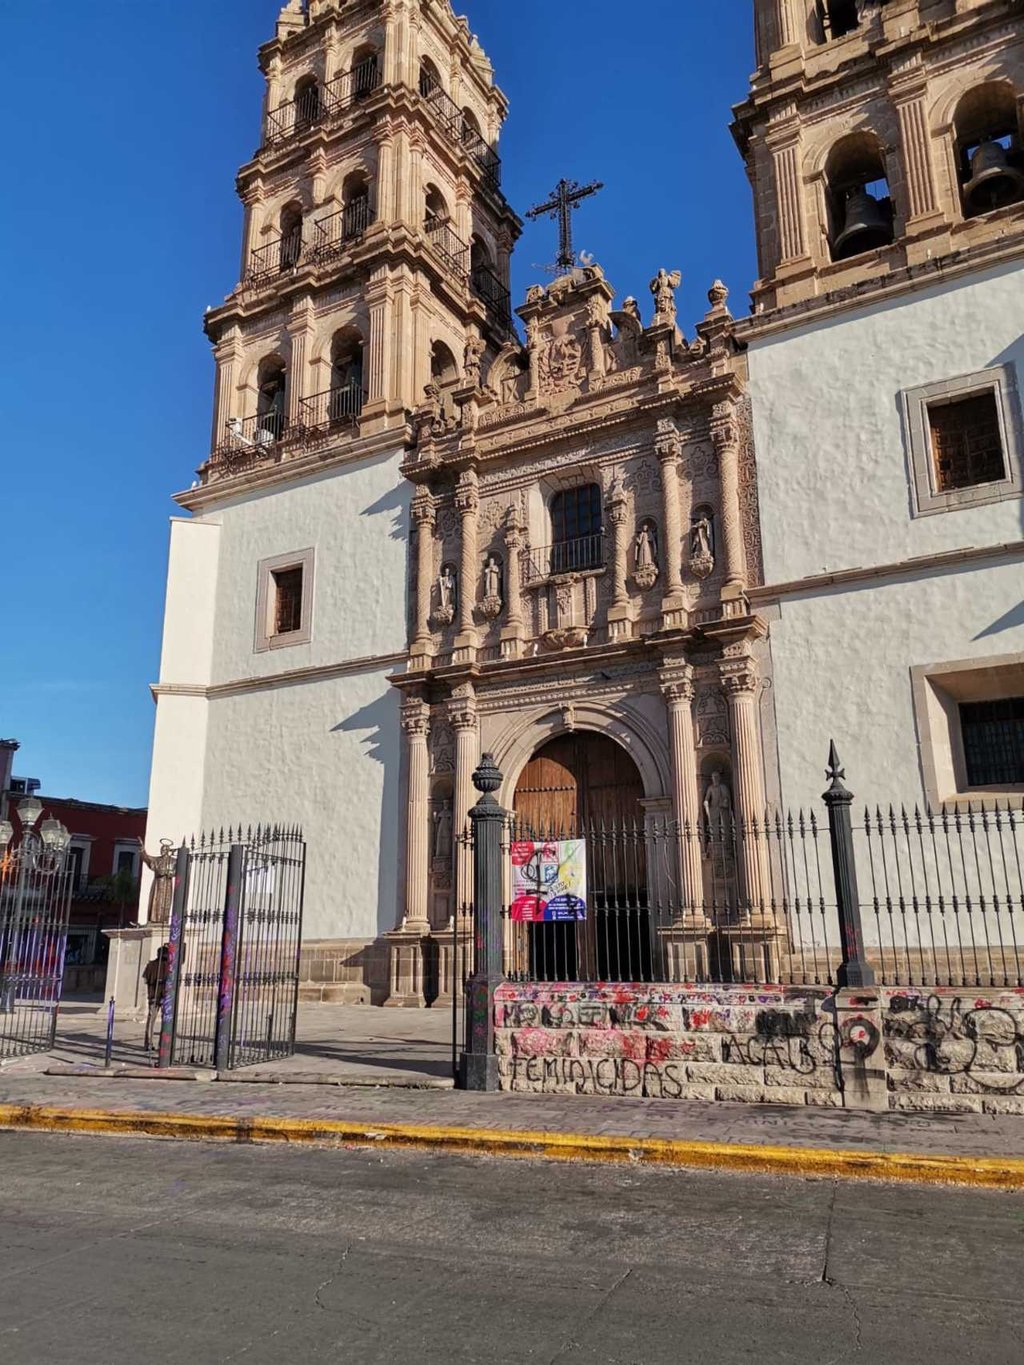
[424,216,470,278]
[471,262,511,323]
[215,410,289,460]
[421,81,502,189]
[263,56,382,148]
[246,231,303,284]
[521,534,606,583]
[311,199,375,261]
[298,383,365,430]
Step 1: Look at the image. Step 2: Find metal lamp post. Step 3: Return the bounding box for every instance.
[0,797,72,1018]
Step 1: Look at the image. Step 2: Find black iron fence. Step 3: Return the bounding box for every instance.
[0,835,74,1060]
[158,826,306,1071]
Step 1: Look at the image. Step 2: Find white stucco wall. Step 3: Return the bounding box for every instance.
[145,446,409,940]
[747,262,1024,811]
[749,261,1024,585]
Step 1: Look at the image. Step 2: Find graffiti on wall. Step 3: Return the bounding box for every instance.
[888,994,1024,1094]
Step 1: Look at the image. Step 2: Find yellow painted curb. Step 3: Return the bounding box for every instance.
[1,1102,1022,1188]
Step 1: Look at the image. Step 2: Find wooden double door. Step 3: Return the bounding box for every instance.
[513,733,652,982]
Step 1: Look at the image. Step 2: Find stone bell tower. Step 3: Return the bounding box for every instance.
[731,1,1024,812]
[145,0,521,1004]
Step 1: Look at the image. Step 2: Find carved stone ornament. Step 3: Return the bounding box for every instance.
[650,268,682,324]
[541,627,590,652]
[537,327,584,396]
[633,520,659,591]
[432,564,457,627]
[463,334,486,389]
[689,511,715,580]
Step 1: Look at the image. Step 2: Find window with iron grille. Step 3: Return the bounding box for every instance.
[960,698,1024,787]
[928,392,1006,492]
[551,484,603,573]
[272,566,304,636]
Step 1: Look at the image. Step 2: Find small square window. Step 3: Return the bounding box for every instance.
[959,698,1024,788]
[902,364,1023,516]
[255,548,314,651]
[928,392,1006,492]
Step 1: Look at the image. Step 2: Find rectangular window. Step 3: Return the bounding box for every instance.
[959,698,1024,788]
[272,566,304,635]
[928,392,1005,492]
[902,364,1022,516]
[551,484,603,574]
[116,849,137,875]
[255,548,314,652]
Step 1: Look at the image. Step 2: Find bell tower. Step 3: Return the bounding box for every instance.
[199,0,520,487]
[734,0,1024,314]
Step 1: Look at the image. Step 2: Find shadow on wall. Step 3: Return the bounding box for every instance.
[363,481,408,544]
[333,688,402,937]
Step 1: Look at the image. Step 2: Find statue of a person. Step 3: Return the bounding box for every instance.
[433,801,453,859]
[484,554,502,600]
[622,296,641,323]
[438,564,456,612]
[463,335,486,389]
[635,522,657,570]
[691,512,713,561]
[650,268,682,322]
[703,771,733,830]
[138,838,176,925]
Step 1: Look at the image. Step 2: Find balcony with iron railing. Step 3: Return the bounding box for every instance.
[471,261,511,324]
[521,534,606,583]
[213,410,290,463]
[262,57,382,148]
[420,81,502,190]
[424,215,470,279]
[310,198,375,261]
[298,382,365,430]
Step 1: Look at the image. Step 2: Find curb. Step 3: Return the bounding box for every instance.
[1,1102,1023,1187]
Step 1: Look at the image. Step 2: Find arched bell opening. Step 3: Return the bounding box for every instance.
[953,83,1024,219]
[824,133,895,262]
[512,732,651,983]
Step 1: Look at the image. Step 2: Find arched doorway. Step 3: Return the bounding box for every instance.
[513,733,651,982]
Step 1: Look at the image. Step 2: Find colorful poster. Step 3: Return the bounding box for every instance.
[510,839,587,922]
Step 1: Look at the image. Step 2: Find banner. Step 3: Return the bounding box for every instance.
[510,839,587,922]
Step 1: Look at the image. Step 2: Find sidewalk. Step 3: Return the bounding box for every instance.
[3,1001,1024,1187]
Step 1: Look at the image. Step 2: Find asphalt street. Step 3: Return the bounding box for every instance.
[0,1133,1021,1364]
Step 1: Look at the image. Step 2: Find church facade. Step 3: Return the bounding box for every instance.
[143,0,1024,1003]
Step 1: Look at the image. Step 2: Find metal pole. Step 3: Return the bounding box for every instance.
[822,741,876,988]
[104,996,115,1067]
[157,844,191,1070]
[214,843,244,1073]
[458,755,506,1091]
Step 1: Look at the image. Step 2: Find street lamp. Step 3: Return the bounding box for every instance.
[0,799,71,1016]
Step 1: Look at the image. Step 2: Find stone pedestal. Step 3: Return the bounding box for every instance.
[659,919,712,982]
[721,915,783,984]
[431,921,467,1010]
[834,987,888,1112]
[384,926,428,1007]
[102,926,168,1019]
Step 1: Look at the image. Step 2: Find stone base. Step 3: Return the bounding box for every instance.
[659,922,713,982]
[102,927,168,1019]
[720,919,784,984]
[384,927,430,1007]
[299,937,387,1005]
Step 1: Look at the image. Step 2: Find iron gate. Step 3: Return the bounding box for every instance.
[158,826,306,1070]
[0,823,74,1060]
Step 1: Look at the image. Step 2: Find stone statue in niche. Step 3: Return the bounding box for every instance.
[433,564,457,626]
[633,520,659,590]
[480,553,503,620]
[650,268,682,324]
[690,509,715,580]
[702,770,733,832]
[433,800,453,860]
[463,335,486,389]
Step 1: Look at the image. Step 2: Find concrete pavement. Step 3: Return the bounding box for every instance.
[0,1131,1021,1364]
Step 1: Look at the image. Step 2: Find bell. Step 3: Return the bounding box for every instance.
[833,188,893,260]
[963,141,1024,216]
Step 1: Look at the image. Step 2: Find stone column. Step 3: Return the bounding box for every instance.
[721,657,778,981]
[659,665,711,981]
[767,121,807,265]
[239,183,263,283]
[455,470,479,657]
[410,490,435,665]
[363,269,390,423]
[376,133,396,224]
[606,472,631,641]
[449,688,479,915]
[710,400,747,602]
[385,698,431,1007]
[211,328,243,452]
[655,424,685,628]
[286,297,315,427]
[500,505,525,658]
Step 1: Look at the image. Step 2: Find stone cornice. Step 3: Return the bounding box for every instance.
[749,539,1024,604]
[150,647,408,704]
[177,423,411,513]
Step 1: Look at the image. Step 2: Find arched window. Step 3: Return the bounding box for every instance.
[461,107,483,150]
[279,201,304,271]
[817,0,860,41]
[256,357,287,442]
[824,133,894,261]
[429,341,458,424]
[550,485,603,574]
[342,171,372,239]
[293,75,321,132]
[329,329,364,421]
[953,84,1024,218]
[351,45,379,99]
[419,57,442,100]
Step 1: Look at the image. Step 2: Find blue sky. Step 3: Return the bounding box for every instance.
[0,1,755,806]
